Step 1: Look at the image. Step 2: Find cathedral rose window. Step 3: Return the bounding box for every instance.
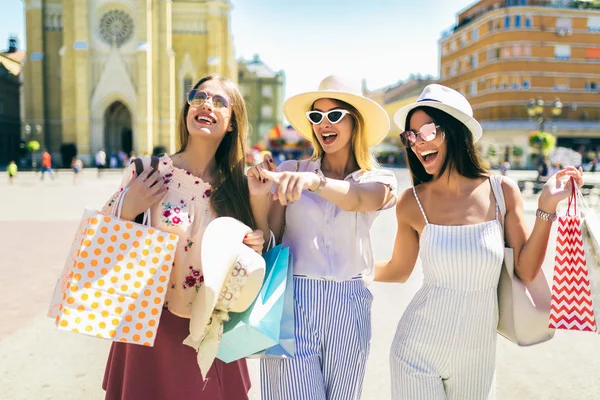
[99,10,134,47]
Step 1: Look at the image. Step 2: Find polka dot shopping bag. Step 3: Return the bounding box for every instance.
[48,205,179,346]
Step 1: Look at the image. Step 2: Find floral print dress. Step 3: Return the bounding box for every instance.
[103,154,215,319]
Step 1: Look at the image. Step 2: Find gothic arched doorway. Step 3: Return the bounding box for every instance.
[104,101,133,155]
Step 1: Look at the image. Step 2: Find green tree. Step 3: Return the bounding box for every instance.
[512,146,524,157]
[528,131,556,155]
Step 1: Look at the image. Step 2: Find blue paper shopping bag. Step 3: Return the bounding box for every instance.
[216,245,294,362]
[254,252,295,358]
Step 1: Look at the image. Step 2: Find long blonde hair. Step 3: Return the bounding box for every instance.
[309,99,378,171]
[177,74,254,228]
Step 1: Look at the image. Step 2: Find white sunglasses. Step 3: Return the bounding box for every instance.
[305,109,350,125]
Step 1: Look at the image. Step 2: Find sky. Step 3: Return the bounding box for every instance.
[0,0,475,97]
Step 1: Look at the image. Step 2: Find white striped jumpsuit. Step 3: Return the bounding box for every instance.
[390,184,504,399]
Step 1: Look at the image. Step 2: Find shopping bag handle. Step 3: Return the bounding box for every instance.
[566,176,576,216]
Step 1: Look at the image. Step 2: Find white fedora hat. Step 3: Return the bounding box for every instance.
[393,84,483,143]
[184,217,266,379]
[283,75,390,148]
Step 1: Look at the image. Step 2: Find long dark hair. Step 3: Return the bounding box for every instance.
[177,75,255,229]
[405,106,488,186]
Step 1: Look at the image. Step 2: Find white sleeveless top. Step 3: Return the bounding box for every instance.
[412,180,504,291]
[390,177,505,398]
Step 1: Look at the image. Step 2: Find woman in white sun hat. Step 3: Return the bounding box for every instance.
[375,84,583,399]
[249,74,398,399]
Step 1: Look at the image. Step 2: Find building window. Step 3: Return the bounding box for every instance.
[525,17,532,28]
[470,55,478,68]
[523,44,532,57]
[586,47,600,60]
[589,17,600,32]
[470,82,477,95]
[585,82,599,91]
[472,28,479,41]
[451,40,457,51]
[520,0,527,4]
[488,48,501,61]
[501,47,511,59]
[504,16,511,29]
[515,15,521,28]
[261,105,273,118]
[488,20,494,33]
[522,80,530,89]
[554,45,571,60]
[554,77,569,91]
[461,34,467,47]
[556,17,572,30]
[512,44,522,57]
[262,85,273,98]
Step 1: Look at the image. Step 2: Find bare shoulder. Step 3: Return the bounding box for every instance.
[396,187,421,223]
[499,176,523,208]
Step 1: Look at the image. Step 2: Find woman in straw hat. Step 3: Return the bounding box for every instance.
[249,74,398,399]
[376,84,583,399]
[101,74,271,399]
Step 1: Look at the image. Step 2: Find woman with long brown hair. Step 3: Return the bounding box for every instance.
[101,74,270,399]
[376,84,583,399]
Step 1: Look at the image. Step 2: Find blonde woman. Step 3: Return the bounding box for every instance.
[250,75,398,400]
[101,75,270,400]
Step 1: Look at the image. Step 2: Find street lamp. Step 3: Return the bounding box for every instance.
[526,97,562,132]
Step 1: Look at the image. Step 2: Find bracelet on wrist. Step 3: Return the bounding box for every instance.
[308,171,327,194]
[536,208,557,222]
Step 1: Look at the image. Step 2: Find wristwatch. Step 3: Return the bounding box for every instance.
[308,171,327,194]
[536,208,557,222]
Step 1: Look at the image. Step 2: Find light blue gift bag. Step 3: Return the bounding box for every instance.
[253,251,295,358]
[216,245,295,362]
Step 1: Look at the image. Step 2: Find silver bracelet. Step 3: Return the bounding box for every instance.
[536,208,557,222]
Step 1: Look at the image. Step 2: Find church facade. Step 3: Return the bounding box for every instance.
[22,0,236,165]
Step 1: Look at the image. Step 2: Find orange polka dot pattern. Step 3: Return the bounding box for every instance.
[50,209,179,347]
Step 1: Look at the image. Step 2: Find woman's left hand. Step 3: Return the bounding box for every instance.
[539,166,584,212]
[260,170,321,206]
[242,229,265,255]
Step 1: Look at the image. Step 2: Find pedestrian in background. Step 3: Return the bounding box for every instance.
[40,150,54,181]
[95,148,106,177]
[6,160,17,184]
[500,159,510,176]
[71,156,83,184]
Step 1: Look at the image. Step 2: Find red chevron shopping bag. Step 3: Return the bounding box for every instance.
[549,179,597,332]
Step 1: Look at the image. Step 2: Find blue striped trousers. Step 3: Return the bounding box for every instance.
[260,276,372,400]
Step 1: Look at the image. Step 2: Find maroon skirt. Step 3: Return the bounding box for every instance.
[102,309,251,400]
